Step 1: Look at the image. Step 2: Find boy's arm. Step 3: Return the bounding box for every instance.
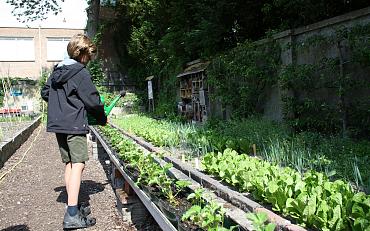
[77,73,107,125]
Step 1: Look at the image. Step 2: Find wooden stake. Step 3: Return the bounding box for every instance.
[194,158,199,169]
[252,144,256,156]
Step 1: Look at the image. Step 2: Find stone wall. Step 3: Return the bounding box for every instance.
[261,7,370,121]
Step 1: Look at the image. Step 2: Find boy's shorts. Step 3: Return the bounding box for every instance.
[55,133,88,163]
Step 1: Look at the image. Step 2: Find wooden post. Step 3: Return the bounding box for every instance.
[111,164,124,189]
[252,144,256,156]
[124,181,135,196]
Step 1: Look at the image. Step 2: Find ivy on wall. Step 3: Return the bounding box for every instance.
[207,38,281,118]
[87,59,106,88]
[206,23,370,139]
[279,23,370,138]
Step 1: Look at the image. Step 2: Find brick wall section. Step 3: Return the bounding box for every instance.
[0,27,84,80]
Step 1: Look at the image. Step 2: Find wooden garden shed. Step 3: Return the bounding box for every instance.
[177,60,210,123]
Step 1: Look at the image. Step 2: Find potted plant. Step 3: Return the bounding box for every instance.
[137,160,170,206]
[158,177,192,228]
[180,200,238,231]
[246,212,276,231]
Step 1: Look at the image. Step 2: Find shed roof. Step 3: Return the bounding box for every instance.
[145,75,154,81]
[176,61,210,78]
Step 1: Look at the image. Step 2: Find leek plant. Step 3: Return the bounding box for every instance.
[261,138,334,177]
[352,156,369,193]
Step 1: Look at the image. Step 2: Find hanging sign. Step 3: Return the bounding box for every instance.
[148,80,153,99]
[199,90,205,106]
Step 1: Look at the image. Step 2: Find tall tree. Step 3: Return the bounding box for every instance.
[6,0,64,23]
[87,0,101,38]
[6,0,101,39]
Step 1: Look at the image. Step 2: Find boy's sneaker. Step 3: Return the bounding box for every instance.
[78,203,91,217]
[65,203,91,217]
[63,211,96,230]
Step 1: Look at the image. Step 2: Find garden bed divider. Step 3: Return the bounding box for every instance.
[89,126,177,231]
[108,123,255,230]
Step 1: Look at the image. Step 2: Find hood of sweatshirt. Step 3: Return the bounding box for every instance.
[51,59,85,88]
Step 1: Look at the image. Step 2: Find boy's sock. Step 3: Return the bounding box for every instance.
[67,205,79,216]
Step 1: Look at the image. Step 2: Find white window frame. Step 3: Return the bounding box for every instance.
[46,37,70,61]
[0,37,35,61]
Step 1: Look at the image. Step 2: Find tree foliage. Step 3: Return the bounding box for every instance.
[107,0,368,116]
[6,0,64,23]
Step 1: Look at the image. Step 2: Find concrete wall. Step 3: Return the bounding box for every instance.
[261,7,370,121]
[0,117,40,168]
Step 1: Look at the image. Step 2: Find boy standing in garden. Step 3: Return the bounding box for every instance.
[41,34,107,229]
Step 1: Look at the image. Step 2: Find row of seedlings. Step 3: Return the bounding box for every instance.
[110,116,370,231]
[96,125,256,231]
[109,121,300,231]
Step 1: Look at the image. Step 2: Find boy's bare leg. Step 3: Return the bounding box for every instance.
[63,162,95,229]
[65,162,85,206]
[65,162,72,196]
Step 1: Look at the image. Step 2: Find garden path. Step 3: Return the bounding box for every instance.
[0,123,150,231]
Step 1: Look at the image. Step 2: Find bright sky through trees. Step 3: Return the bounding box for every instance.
[0,0,88,29]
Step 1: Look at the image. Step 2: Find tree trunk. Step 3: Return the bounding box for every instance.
[87,0,100,39]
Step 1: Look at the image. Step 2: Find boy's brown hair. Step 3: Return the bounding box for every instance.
[67,34,96,64]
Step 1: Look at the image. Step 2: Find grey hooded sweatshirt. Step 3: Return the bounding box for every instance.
[41,59,107,134]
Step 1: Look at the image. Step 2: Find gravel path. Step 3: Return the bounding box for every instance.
[0,124,155,231]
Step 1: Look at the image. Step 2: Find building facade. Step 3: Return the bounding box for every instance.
[0,27,84,80]
[0,27,84,114]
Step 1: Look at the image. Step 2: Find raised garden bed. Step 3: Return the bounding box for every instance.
[0,116,41,168]
[108,120,370,231]
[90,125,255,231]
[108,122,305,231]
[89,125,178,231]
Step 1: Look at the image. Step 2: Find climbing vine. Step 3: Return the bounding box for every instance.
[207,38,281,118]
[279,23,370,138]
[87,59,106,88]
[206,23,370,139]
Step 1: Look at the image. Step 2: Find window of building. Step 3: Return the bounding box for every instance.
[0,37,35,61]
[47,37,70,61]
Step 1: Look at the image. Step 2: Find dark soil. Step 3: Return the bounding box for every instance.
[178,220,202,231]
